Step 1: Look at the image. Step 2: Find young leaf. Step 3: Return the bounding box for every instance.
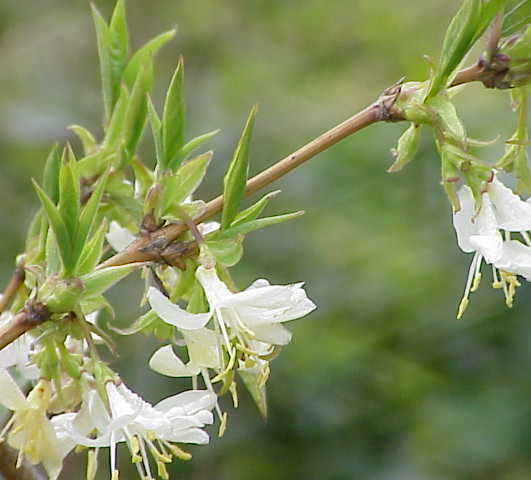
[221,106,257,230]
[428,0,482,98]
[68,125,97,155]
[147,96,163,168]
[503,0,531,36]
[42,144,61,204]
[123,29,176,88]
[45,229,62,276]
[122,64,151,165]
[103,85,129,154]
[81,264,140,298]
[238,368,268,420]
[76,222,107,276]
[107,0,129,117]
[33,180,74,275]
[217,211,303,240]
[91,4,113,121]
[475,0,508,44]
[162,57,185,171]
[231,190,280,227]
[132,158,155,199]
[206,237,243,267]
[178,129,220,163]
[73,171,109,268]
[58,147,81,243]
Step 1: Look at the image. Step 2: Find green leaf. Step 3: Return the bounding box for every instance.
[428,0,482,98]
[122,63,151,165]
[109,309,158,336]
[217,211,303,240]
[158,151,212,218]
[162,57,185,171]
[178,129,220,163]
[76,222,107,276]
[103,85,129,153]
[33,180,74,275]
[123,29,176,88]
[45,229,62,276]
[132,159,155,199]
[221,106,257,230]
[81,264,139,298]
[73,171,109,268]
[238,368,268,419]
[107,0,129,117]
[91,4,113,121]
[503,0,531,36]
[206,237,243,267]
[58,147,80,243]
[231,190,280,227]
[475,0,508,44]
[387,124,422,173]
[42,144,61,204]
[68,125,97,155]
[147,96,163,168]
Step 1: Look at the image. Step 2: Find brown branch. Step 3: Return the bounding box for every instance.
[98,97,396,270]
[0,442,46,480]
[0,266,25,314]
[0,301,50,351]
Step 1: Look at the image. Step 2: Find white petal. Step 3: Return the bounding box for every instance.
[469,193,503,263]
[184,329,222,369]
[155,390,217,415]
[452,185,478,253]
[0,368,27,410]
[149,345,199,377]
[106,221,136,252]
[195,266,232,306]
[167,427,210,444]
[147,287,212,330]
[489,178,531,231]
[197,221,220,236]
[495,240,531,280]
[251,323,292,345]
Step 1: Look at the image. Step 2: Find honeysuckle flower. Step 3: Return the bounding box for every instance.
[453,175,531,316]
[54,381,216,480]
[0,371,70,479]
[148,266,316,348]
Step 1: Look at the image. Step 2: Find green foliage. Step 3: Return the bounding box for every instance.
[221,106,257,229]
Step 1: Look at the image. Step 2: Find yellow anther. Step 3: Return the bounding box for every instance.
[457,298,469,320]
[218,412,228,437]
[167,443,192,461]
[157,460,169,480]
[131,454,142,463]
[470,273,482,292]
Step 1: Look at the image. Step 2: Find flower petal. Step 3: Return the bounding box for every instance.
[0,368,27,410]
[468,193,503,263]
[154,390,217,416]
[452,185,478,253]
[147,287,212,330]
[149,345,200,377]
[251,323,292,345]
[489,178,531,231]
[106,221,136,252]
[494,240,531,280]
[195,266,232,306]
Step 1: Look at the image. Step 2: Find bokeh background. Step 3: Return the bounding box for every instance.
[1,1,530,479]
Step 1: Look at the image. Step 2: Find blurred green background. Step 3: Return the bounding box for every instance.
[1,1,531,479]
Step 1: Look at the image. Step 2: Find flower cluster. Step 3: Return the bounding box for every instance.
[453,173,531,317]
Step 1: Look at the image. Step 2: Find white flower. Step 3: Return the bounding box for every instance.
[0,371,70,480]
[54,381,216,479]
[453,175,531,316]
[106,221,135,252]
[148,267,316,347]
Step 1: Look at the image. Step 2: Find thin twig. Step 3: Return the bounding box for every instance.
[0,266,25,314]
[0,301,50,351]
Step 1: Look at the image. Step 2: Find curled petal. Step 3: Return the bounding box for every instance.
[149,345,199,377]
[147,287,211,330]
[106,221,135,252]
[453,186,478,253]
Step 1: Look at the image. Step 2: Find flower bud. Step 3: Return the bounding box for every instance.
[388,123,421,173]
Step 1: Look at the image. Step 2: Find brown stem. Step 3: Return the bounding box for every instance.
[0,301,50,351]
[0,267,25,313]
[0,442,46,480]
[99,100,387,269]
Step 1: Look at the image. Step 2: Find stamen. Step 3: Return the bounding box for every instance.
[86,449,98,480]
[457,252,480,319]
[219,412,228,437]
[492,265,503,288]
[164,442,192,461]
[521,231,531,247]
